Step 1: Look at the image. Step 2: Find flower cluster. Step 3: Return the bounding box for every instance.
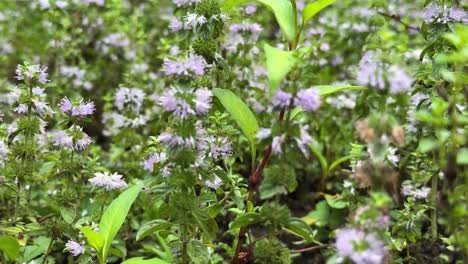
[335,228,386,264]
[159,87,212,119]
[163,54,209,77]
[88,171,128,191]
[272,87,321,111]
[59,97,95,117]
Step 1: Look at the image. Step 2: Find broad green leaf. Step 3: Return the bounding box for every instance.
[155,232,174,262]
[324,194,348,209]
[79,226,105,253]
[309,143,328,174]
[302,0,337,25]
[284,217,315,242]
[99,184,143,262]
[256,0,296,41]
[418,138,438,153]
[0,236,20,260]
[136,219,174,241]
[191,209,219,240]
[303,200,329,226]
[213,88,259,146]
[121,257,169,264]
[315,85,366,96]
[230,212,262,229]
[264,43,297,93]
[21,236,50,263]
[187,240,209,264]
[457,148,468,165]
[60,206,76,224]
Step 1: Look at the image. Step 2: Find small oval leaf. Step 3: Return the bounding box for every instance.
[264,43,297,93]
[229,212,262,229]
[136,219,174,241]
[302,0,337,25]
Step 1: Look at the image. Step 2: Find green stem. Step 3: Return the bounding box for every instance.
[41,240,54,264]
[430,172,438,239]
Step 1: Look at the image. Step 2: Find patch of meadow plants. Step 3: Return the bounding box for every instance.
[0,0,467,263]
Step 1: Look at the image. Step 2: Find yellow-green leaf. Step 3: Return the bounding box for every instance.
[303,0,337,25]
[264,43,296,93]
[213,88,259,145]
[256,0,296,41]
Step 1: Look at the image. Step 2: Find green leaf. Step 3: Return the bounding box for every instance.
[0,236,20,260]
[328,155,354,174]
[284,217,315,242]
[456,148,468,165]
[21,236,51,263]
[302,0,337,25]
[315,85,366,96]
[60,206,76,224]
[191,209,218,240]
[256,0,296,41]
[99,184,143,262]
[264,43,296,93]
[309,143,328,174]
[303,201,329,226]
[418,138,438,153]
[136,219,174,241]
[230,212,262,229]
[222,0,248,11]
[121,257,169,264]
[324,194,348,209]
[213,88,259,146]
[187,240,209,264]
[79,226,105,253]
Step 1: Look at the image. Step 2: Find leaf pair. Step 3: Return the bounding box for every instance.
[80,184,143,263]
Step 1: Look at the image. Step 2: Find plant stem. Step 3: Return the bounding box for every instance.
[41,240,54,264]
[231,110,285,264]
[431,171,438,239]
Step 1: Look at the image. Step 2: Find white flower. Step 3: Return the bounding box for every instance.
[89,171,128,191]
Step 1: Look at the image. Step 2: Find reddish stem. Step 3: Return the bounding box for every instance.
[230,109,286,264]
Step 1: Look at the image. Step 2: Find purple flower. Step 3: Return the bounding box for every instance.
[15,64,48,84]
[88,171,128,191]
[388,66,412,94]
[114,87,145,112]
[32,87,46,96]
[163,54,208,77]
[205,176,223,189]
[245,5,256,15]
[335,228,386,264]
[59,97,73,112]
[271,135,286,155]
[65,240,85,256]
[52,130,74,149]
[356,51,385,90]
[169,17,183,31]
[294,88,321,112]
[194,88,212,114]
[401,183,431,200]
[206,136,233,159]
[272,90,292,109]
[143,152,167,172]
[72,101,95,117]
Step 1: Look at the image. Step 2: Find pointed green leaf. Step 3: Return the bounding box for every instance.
[284,217,315,242]
[315,85,366,96]
[191,209,219,240]
[222,0,248,11]
[213,88,259,145]
[264,43,297,93]
[60,206,76,224]
[136,220,174,241]
[256,0,296,41]
[79,226,105,253]
[0,236,20,260]
[99,184,143,261]
[121,257,169,264]
[302,0,337,25]
[187,240,209,264]
[230,212,262,229]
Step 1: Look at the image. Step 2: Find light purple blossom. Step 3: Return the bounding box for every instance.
[163,54,208,77]
[256,128,271,140]
[194,88,212,114]
[335,228,386,264]
[88,171,128,191]
[143,152,167,172]
[272,90,292,109]
[52,130,74,149]
[401,183,431,200]
[158,130,195,148]
[272,135,286,155]
[32,87,46,97]
[65,240,85,256]
[245,5,256,15]
[60,97,73,112]
[15,64,49,84]
[206,136,233,159]
[356,50,385,90]
[115,87,145,112]
[388,65,412,94]
[205,176,223,189]
[294,88,321,112]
